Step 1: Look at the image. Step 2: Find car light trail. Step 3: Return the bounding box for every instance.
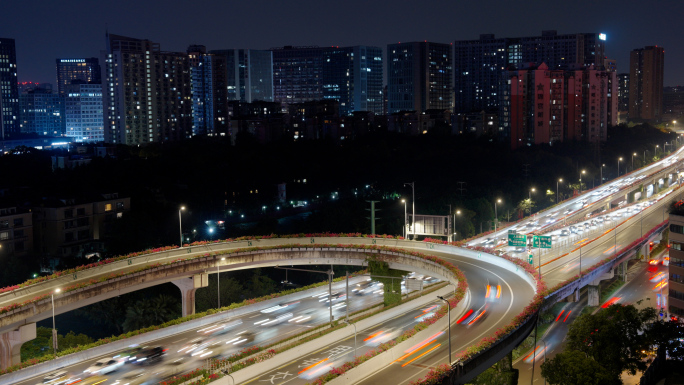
[363,331,383,342]
[456,309,473,324]
[555,310,565,322]
[601,297,621,308]
[298,358,329,374]
[563,310,572,322]
[401,344,441,367]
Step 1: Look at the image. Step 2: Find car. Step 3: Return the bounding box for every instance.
[84,358,124,375]
[485,281,502,302]
[577,227,584,233]
[36,370,75,385]
[114,345,143,363]
[130,346,165,365]
[596,217,604,223]
[569,226,577,233]
[560,229,570,236]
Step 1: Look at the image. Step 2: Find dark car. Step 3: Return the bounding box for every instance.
[131,346,165,365]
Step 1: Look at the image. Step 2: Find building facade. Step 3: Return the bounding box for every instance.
[55,58,101,95]
[19,87,65,136]
[0,206,33,258]
[209,49,274,103]
[188,46,230,136]
[668,209,684,319]
[387,42,452,114]
[503,63,616,148]
[64,83,104,142]
[454,31,607,114]
[618,73,630,114]
[271,46,325,105]
[102,33,192,145]
[322,46,383,116]
[629,46,665,122]
[0,38,19,140]
[33,193,129,258]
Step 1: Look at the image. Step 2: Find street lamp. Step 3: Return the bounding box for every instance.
[556,179,563,203]
[617,157,623,178]
[404,182,415,240]
[217,257,225,309]
[494,199,501,233]
[579,170,586,193]
[343,320,357,358]
[437,296,451,364]
[454,210,461,241]
[632,153,637,171]
[600,164,605,184]
[51,288,61,356]
[655,144,659,159]
[178,206,185,248]
[529,187,535,201]
[401,199,407,239]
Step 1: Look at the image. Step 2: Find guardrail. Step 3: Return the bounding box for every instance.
[449,312,538,384]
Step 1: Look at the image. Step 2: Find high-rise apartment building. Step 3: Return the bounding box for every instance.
[0,38,20,140]
[209,49,274,103]
[387,42,452,114]
[629,46,664,121]
[270,45,383,116]
[272,46,325,105]
[64,83,104,142]
[102,34,192,145]
[322,46,383,116]
[188,45,230,136]
[503,63,616,148]
[454,30,606,114]
[667,206,684,319]
[617,73,630,113]
[19,87,64,136]
[55,58,101,95]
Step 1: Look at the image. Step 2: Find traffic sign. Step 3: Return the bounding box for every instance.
[533,235,552,249]
[528,254,534,264]
[508,233,527,247]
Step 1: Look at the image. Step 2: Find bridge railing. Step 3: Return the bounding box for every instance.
[449,313,538,384]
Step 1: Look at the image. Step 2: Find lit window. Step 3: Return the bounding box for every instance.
[105,204,112,212]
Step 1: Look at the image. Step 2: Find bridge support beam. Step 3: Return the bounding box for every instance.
[588,285,600,307]
[0,323,36,370]
[172,273,209,317]
[641,243,650,260]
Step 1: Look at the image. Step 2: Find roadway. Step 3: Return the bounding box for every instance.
[14,276,388,385]
[515,252,669,384]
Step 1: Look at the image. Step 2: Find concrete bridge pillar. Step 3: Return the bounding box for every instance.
[565,289,580,303]
[173,273,209,317]
[641,243,650,260]
[0,323,36,370]
[588,285,600,307]
[617,261,627,281]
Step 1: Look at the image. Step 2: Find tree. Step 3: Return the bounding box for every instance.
[541,350,614,385]
[565,304,656,379]
[517,198,535,215]
[246,269,278,298]
[48,331,94,353]
[75,296,128,335]
[122,295,179,332]
[646,318,684,361]
[195,275,245,312]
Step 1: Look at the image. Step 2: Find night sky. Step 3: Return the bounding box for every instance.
[4,0,684,85]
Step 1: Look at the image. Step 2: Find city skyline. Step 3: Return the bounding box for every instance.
[4,0,684,85]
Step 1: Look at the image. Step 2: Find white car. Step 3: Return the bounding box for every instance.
[36,371,74,385]
[84,358,123,375]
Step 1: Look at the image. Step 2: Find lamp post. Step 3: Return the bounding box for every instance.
[51,288,61,356]
[404,183,415,240]
[600,164,605,184]
[632,153,637,171]
[437,296,451,364]
[343,320,357,358]
[402,199,407,239]
[579,170,586,193]
[178,206,185,248]
[556,179,563,203]
[494,199,501,233]
[454,210,461,241]
[217,257,225,309]
[655,145,659,159]
[617,157,622,178]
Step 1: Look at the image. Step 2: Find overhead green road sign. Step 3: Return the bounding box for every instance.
[507,232,527,247]
[533,235,552,249]
[528,254,534,264]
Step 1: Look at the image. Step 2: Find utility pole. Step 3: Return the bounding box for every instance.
[456,181,467,197]
[366,201,380,235]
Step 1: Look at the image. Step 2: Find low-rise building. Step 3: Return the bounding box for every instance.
[0,206,33,257]
[33,193,130,259]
